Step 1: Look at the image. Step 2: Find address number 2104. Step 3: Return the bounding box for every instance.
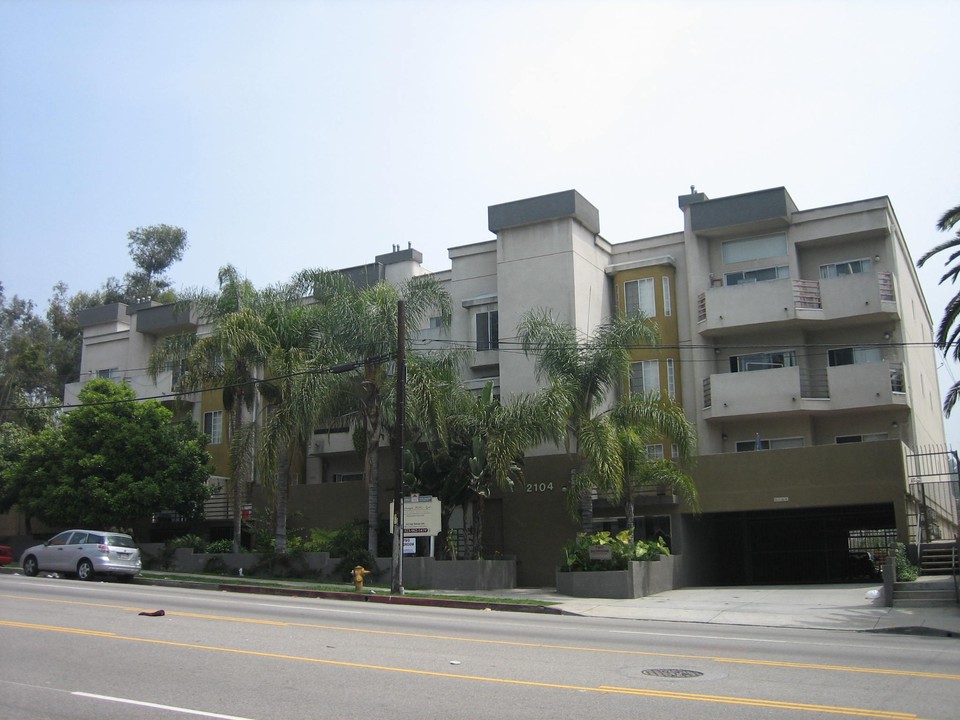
[525,482,554,493]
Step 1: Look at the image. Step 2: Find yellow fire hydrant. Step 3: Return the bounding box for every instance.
[351,565,371,592]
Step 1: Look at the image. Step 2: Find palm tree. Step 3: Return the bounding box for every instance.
[149,265,262,552]
[300,270,452,555]
[250,279,337,553]
[408,379,564,558]
[612,393,698,540]
[917,203,960,415]
[517,307,666,531]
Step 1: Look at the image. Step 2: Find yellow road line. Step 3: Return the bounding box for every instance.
[3,593,958,683]
[0,620,922,719]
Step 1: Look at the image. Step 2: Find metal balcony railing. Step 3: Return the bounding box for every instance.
[879,271,895,302]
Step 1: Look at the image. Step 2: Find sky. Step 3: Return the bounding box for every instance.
[1,0,959,442]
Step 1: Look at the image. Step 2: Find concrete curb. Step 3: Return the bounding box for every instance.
[134,574,565,615]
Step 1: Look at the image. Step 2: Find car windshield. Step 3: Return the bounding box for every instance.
[106,534,136,548]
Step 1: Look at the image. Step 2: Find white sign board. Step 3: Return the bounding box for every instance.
[389,495,442,535]
[403,537,416,555]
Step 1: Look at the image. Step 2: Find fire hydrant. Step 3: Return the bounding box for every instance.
[351,565,371,592]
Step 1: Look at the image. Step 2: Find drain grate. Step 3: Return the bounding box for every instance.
[642,668,704,679]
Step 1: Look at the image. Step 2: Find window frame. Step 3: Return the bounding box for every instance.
[476,310,499,351]
[624,277,656,318]
[630,359,660,396]
[729,350,797,373]
[724,265,790,286]
[203,410,223,445]
[820,257,873,279]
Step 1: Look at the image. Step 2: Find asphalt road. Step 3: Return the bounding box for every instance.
[1,574,958,720]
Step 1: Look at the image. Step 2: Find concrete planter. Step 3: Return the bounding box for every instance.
[155,549,516,590]
[556,557,675,599]
[401,557,517,591]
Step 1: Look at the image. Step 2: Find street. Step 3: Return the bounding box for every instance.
[1,574,957,719]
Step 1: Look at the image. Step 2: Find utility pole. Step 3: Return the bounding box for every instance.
[391,300,406,594]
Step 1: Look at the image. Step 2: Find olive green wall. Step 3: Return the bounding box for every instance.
[691,439,909,541]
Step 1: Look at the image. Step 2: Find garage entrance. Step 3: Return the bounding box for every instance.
[688,503,896,585]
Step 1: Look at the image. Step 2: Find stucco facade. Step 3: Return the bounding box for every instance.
[50,186,957,587]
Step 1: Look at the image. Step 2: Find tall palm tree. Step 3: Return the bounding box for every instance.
[250,279,336,553]
[917,203,960,415]
[517,307,665,531]
[300,270,452,555]
[149,265,262,552]
[612,393,699,540]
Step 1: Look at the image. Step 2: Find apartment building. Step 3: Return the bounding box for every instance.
[58,186,957,587]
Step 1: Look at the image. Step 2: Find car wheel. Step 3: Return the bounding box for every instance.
[22,555,39,577]
[76,559,95,581]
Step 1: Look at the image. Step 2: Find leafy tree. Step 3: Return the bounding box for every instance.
[518,308,673,531]
[149,265,262,551]
[302,270,452,555]
[0,284,59,425]
[917,203,960,414]
[124,224,188,303]
[1,379,213,528]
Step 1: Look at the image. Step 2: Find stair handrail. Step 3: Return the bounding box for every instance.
[953,543,959,604]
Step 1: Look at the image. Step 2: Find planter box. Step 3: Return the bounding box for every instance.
[402,557,516,591]
[556,557,676,599]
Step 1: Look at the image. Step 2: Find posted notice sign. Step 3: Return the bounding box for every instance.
[390,494,442,536]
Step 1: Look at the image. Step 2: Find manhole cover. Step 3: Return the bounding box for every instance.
[641,668,704,679]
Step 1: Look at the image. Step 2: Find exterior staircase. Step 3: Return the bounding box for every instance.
[892,577,957,607]
[919,541,959,575]
[892,542,959,607]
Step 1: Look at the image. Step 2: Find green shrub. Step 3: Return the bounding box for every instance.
[895,542,920,582]
[560,530,669,572]
[168,534,206,553]
[206,539,235,554]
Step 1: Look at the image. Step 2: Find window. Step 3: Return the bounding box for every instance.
[429,316,443,329]
[836,433,888,444]
[828,347,882,367]
[820,258,872,279]
[736,436,803,452]
[662,277,672,317]
[476,311,499,351]
[725,265,789,286]
[96,368,119,379]
[630,360,660,396]
[203,410,223,444]
[730,350,797,372]
[624,278,656,317]
[645,444,665,459]
[331,472,364,483]
[722,233,787,264]
[666,358,676,400]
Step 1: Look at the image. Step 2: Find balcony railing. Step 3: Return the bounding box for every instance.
[702,362,906,410]
[878,271,895,302]
[697,271,897,333]
[793,280,822,309]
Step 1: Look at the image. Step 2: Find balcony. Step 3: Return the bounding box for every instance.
[697,272,898,336]
[63,369,199,407]
[702,362,907,420]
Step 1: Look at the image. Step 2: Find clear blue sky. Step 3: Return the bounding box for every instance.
[2,0,958,442]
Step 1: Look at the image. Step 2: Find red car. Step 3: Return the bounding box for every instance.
[0,545,13,566]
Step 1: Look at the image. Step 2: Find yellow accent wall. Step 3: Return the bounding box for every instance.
[614,265,684,455]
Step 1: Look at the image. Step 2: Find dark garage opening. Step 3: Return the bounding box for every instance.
[688,503,896,585]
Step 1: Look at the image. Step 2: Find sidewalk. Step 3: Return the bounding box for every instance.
[4,566,958,636]
[484,577,960,637]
